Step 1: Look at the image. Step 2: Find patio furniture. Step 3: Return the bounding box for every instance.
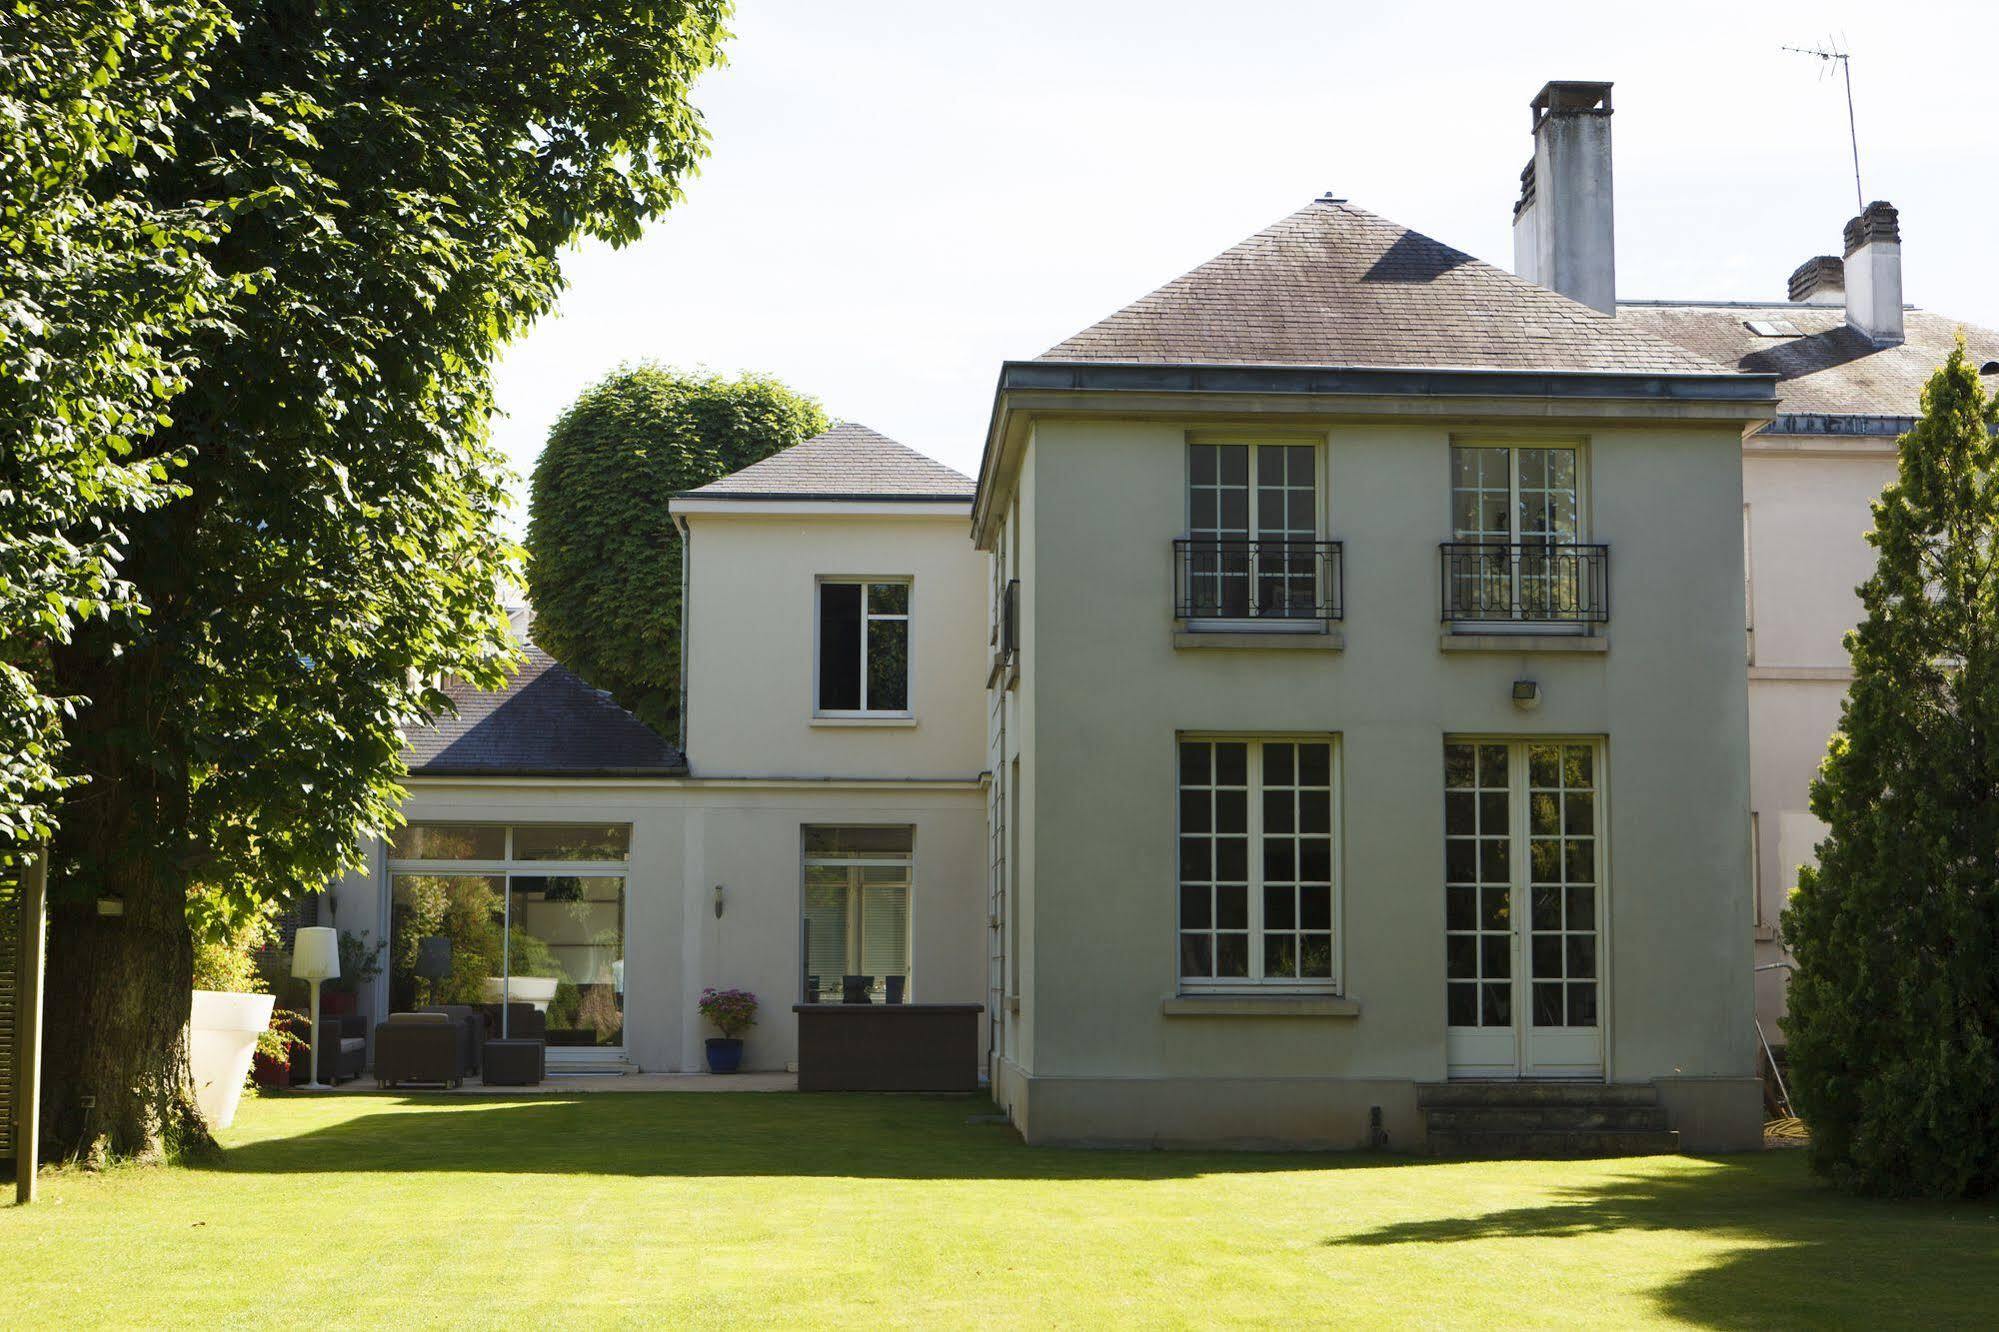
[287,1013,367,1086]
[482,1038,545,1086]
[416,1004,485,1076]
[479,1002,547,1043]
[374,1011,464,1088]
[791,1002,982,1092]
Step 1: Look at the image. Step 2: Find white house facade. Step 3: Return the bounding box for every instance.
[317,78,1998,1155]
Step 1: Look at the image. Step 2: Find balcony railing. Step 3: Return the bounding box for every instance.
[1173,538,1344,624]
[1440,542,1608,624]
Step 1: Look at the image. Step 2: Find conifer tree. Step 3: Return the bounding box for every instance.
[1784,339,1999,1197]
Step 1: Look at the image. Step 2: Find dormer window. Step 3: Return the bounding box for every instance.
[817,579,910,715]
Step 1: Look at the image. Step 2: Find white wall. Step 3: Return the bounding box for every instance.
[1742,439,1898,1039]
[991,412,1757,1138]
[333,779,986,1073]
[680,509,987,780]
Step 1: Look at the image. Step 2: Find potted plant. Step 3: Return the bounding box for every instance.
[322,928,385,1016]
[699,987,757,1073]
[483,926,565,1011]
[189,899,278,1129]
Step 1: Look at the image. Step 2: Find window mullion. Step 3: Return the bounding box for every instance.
[857,587,872,712]
[1248,740,1265,981]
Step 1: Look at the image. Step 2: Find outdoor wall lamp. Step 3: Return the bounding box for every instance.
[1512,679,1541,712]
[714,883,726,919]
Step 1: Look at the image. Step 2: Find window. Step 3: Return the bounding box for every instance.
[817,580,910,714]
[1182,442,1329,621]
[386,824,629,1048]
[1446,443,1602,623]
[802,825,913,1003]
[1177,737,1338,989]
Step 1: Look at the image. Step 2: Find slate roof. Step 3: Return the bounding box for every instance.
[681,422,974,501]
[403,645,683,776]
[1039,197,1734,377]
[1614,303,1999,421]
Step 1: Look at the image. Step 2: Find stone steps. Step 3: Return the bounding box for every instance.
[1426,1128,1681,1159]
[1417,1081,1680,1158]
[1422,1105,1669,1133]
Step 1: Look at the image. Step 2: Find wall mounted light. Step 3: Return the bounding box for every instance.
[714,883,726,919]
[1511,679,1541,712]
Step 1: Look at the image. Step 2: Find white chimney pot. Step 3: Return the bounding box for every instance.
[1843,202,1904,345]
[1512,81,1616,315]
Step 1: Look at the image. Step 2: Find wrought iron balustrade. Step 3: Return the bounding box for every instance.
[1173,538,1343,624]
[1440,542,1608,624]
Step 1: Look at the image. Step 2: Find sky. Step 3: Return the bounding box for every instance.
[487,0,1999,510]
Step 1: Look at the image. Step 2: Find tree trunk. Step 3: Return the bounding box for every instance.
[38,635,213,1165]
[40,871,210,1166]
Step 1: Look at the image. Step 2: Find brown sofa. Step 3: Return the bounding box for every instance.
[374,1012,465,1088]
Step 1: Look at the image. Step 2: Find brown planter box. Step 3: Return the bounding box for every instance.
[791,1003,983,1093]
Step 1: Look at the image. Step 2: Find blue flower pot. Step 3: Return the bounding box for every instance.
[705,1037,744,1074]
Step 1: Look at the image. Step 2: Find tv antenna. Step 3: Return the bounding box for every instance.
[1783,39,1864,213]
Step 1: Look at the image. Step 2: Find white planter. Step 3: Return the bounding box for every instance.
[189,990,275,1131]
[481,975,560,1012]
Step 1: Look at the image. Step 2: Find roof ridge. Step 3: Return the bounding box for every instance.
[683,421,974,500]
[1036,197,1738,377]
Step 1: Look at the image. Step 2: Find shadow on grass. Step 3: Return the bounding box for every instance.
[202,1091,1424,1182]
[1329,1155,1998,1328]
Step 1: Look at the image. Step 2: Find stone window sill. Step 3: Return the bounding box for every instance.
[1173,627,1345,652]
[1160,994,1361,1019]
[809,715,919,729]
[1438,631,1607,654]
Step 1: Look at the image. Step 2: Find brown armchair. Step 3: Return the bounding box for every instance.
[287,1013,367,1085]
[374,1012,464,1089]
[416,1005,485,1077]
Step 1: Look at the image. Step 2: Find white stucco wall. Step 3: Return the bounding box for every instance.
[679,510,987,781]
[1742,439,1897,1039]
[990,412,1758,1144]
[330,779,986,1073]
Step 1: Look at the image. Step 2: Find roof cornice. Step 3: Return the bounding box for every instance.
[972,359,1779,542]
[670,495,973,519]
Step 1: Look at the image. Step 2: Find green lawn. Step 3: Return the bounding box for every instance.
[3,1093,1993,1328]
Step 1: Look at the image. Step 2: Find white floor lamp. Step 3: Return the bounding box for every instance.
[292,927,340,1091]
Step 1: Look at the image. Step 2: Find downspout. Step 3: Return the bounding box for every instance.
[673,513,691,759]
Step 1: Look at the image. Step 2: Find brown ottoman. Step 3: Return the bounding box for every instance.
[482,1038,545,1086]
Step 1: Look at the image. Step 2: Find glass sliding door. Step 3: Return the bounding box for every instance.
[387,823,630,1051]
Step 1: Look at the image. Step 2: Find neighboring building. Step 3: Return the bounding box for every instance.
[1618,229,1999,1046]
[976,83,1773,1150]
[328,424,990,1076]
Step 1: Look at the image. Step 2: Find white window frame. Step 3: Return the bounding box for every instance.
[1448,438,1593,629]
[1183,435,1328,630]
[813,576,913,717]
[1176,733,1343,994]
[800,825,915,1003]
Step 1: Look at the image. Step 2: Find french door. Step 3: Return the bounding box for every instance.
[1443,739,1604,1078]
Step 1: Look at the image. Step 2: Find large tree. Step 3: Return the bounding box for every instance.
[0,0,228,864]
[526,366,827,734]
[1784,340,1999,1198]
[33,0,731,1163]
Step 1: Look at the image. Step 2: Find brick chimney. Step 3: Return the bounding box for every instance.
[1842,201,1903,344]
[1511,81,1616,314]
[1787,255,1844,306]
